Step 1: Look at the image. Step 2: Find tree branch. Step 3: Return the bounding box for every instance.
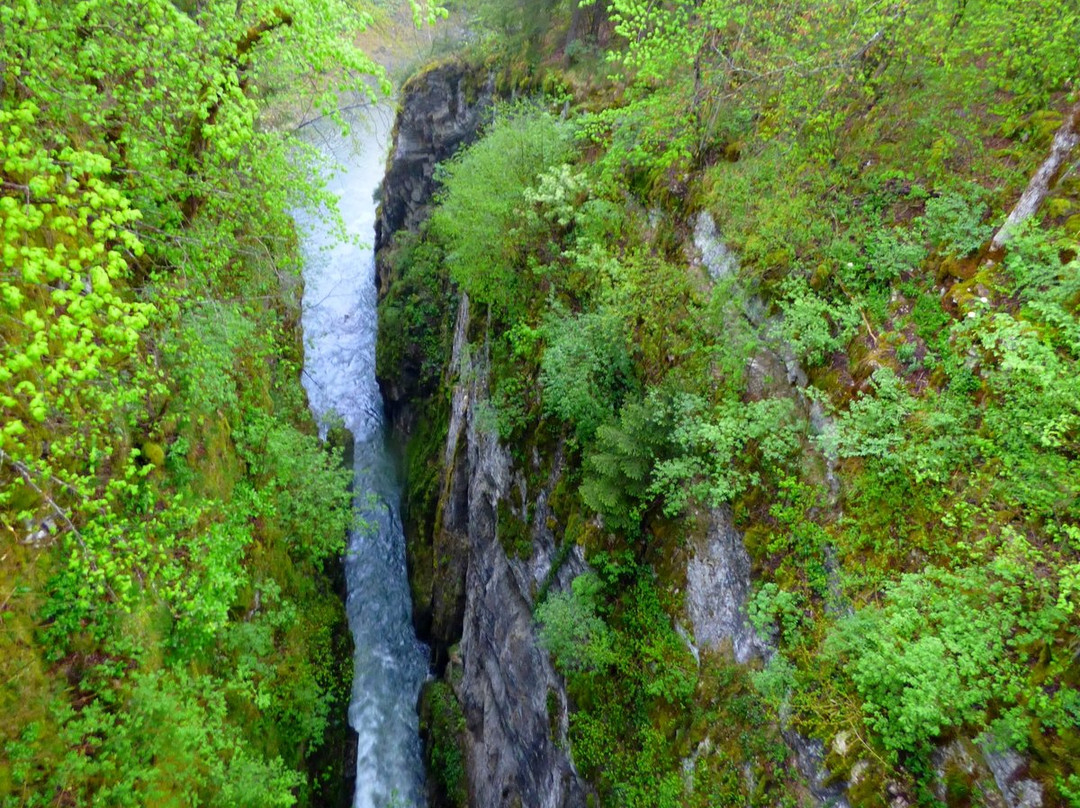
[991,101,1080,249]
[182,7,295,222]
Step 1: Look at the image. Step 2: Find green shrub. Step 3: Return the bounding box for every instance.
[864,228,927,284]
[375,233,453,393]
[825,556,1063,759]
[430,106,573,321]
[777,275,859,367]
[422,682,468,808]
[536,573,615,675]
[234,414,353,566]
[18,669,303,807]
[649,393,800,515]
[921,190,991,257]
[581,393,673,534]
[540,305,636,444]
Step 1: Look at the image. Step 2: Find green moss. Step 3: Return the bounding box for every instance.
[140,441,166,468]
[1029,109,1064,144]
[546,688,561,744]
[419,681,468,808]
[4,477,41,517]
[401,392,451,620]
[1045,197,1074,219]
[497,499,533,560]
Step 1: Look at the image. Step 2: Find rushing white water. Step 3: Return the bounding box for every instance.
[296,106,429,808]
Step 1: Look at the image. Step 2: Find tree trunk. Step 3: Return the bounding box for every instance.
[991,101,1080,249]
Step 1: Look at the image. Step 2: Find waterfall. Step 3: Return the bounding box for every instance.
[296,106,429,808]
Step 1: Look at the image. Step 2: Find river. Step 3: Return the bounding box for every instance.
[296,106,429,808]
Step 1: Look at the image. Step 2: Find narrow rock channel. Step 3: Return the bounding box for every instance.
[296,107,429,808]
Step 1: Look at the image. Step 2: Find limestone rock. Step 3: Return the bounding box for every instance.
[375,60,495,259]
[685,507,768,664]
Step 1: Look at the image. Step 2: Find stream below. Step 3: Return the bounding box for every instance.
[296,106,429,808]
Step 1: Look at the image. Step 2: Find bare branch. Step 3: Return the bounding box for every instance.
[992,101,1080,249]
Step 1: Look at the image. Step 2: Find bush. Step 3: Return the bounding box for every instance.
[921,190,991,257]
[430,106,573,320]
[234,413,352,566]
[649,393,800,516]
[540,305,636,444]
[536,573,615,675]
[824,558,1062,759]
[581,393,673,533]
[777,275,859,367]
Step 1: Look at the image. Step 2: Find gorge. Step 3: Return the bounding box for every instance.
[366,42,1079,806]
[297,109,429,806]
[2,2,1079,807]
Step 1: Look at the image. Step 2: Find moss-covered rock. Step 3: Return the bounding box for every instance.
[418,680,468,808]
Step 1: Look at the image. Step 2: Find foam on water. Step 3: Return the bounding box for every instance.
[296,106,429,808]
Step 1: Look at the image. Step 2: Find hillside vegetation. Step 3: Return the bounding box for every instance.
[0,0,395,803]
[379,0,1080,804]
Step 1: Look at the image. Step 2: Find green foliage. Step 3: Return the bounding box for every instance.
[420,682,468,808]
[921,190,992,257]
[540,305,636,444]
[777,276,859,366]
[650,394,799,515]
[540,561,796,807]
[863,229,928,285]
[824,367,978,489]
[580,393,672,534]
[430,106,572,320]
[0,102,155,459]
[466,0,561,59]
[165,302,258,419]
[802,219,1080,784]
[384,0,1080,800]
[581,383,798,532]
[825,368,916,470]
[825,547,1066,759]
[6,669,302,807]
[536,573,615,674]
[600,0,1080,174]
[375,232,454,394]
[524,163,591,229]
[234,413,352,566]
[1,0,373,800]
[554,568,695,807]
[748,583,804,646]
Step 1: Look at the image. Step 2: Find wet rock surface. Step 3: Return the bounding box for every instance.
[374,59,587,806]
[375,60,495,262]
[685,507,768,665]
[447,299,588,808]
[981,742,1044,808]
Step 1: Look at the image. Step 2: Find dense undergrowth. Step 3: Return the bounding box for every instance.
[0,0,400,803]
[380,0,1080,804]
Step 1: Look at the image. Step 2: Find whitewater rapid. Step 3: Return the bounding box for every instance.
[297,106,429,808]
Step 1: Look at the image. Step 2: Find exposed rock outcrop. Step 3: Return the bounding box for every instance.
[981,741,1044,808]
[442,296,588,808]
[375,59,495,262]
[685,507,768,665]
[375,60,586,808]
[683,504,851,808]
[687,214,1044,808]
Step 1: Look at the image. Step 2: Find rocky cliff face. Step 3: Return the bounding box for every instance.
[375,60,587,808]
[375,59,495,262]
[685,507,769,666]
[441,296,588,808]
[686,214,1043,808]
[375,60,1047,808]
[398,290,589,808]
